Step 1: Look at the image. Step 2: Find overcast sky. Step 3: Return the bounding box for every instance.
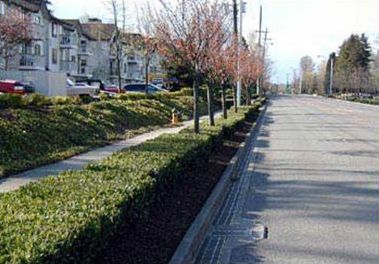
[51,0,379,83]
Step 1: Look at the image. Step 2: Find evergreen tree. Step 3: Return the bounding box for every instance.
[335,34,372,93]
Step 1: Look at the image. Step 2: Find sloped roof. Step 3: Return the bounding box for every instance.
[81,23,117,41]
[9,0,40,12]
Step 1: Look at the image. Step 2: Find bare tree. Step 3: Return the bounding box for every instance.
[107,0,127,89]
[299,55,315,94]
[154,0,229,133]
[137,3,158,95]
[0,6,32,70]
[201,2,233,125]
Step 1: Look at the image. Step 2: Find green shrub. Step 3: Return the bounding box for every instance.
[0,93,24,108]
[0,102,262,263]
[24,93,52,107]
[51,96,80,105]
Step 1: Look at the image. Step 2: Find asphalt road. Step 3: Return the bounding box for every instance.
[196,95,379,264]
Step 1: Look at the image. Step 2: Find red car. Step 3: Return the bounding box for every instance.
[0,80,35,95]
[104,84,123,94]
[87,80,123,94]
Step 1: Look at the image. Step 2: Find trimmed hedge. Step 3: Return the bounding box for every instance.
[0,100,263,264]
[0,96,203,178]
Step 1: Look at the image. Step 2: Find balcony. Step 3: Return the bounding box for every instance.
[60,35,77,49]
[19,55,44,71]
[60,60,77,74]
[127,56,139,64]
[126,72,143,81]
[77,45,91,56]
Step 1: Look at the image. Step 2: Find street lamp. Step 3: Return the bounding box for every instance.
[329,55,334,95]
[225,0,247,106]
[318,54,335,95]
[237,0,247,106]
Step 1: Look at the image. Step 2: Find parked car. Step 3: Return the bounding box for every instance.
[67,79,99,97]
[151,78,165,89]
[0,80,35,95]
[87,79,123,94]
[123,83,168,94]
[104,84,123,94]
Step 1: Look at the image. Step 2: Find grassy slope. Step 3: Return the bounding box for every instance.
[0,96,206,178]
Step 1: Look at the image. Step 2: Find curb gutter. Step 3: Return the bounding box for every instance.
[169,102,268,264]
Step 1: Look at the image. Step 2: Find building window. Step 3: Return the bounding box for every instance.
[71,56,76,62]
[52,23,58,37]
[52,48,58,64]
[80,59,87,67]
[81,67,86,74]
[34,44,41,56]
[0,2,5,16]
[33,15,42,25]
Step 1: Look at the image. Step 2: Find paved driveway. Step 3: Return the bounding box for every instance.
[196,95,379,264]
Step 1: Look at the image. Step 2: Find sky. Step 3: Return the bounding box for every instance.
[51,0,379,83]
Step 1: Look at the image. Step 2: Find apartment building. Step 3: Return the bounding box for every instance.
[0,0,74,72]
[0,1,164,85]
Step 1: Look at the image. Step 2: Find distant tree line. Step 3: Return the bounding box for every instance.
[295,34,379,95]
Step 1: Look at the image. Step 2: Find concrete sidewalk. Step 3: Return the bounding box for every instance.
[0,114,220,193]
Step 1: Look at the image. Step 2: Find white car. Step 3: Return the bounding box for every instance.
[67,79,99,97]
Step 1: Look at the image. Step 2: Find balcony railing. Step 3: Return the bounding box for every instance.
[19,54,44,70]
[60,35,77,48]
[127,56,139,64]
[20,54,36,67]
[77,44,92,56]
[60,60,77,73]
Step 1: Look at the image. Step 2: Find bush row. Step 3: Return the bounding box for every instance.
[0,100,263,264]
[0,95,206,178]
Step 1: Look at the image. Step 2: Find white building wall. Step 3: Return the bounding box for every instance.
[0,70,67,96]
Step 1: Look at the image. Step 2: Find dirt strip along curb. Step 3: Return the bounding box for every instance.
[169,103,268,264]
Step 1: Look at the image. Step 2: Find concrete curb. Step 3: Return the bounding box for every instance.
[314,94,379,109]
[169,103,268,264]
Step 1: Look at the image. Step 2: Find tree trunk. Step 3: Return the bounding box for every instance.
[245,84,251,105]
[4,57,9,71]
[221,83,227,119]
[193,69,200,134]
[206,83,215,126]
[145,57,149,96]
[117,41,122,91]
[233,84,238,113]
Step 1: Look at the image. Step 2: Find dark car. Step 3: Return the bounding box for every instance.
[123,83,168,94]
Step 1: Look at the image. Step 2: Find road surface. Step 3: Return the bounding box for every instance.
[195,95,379,264]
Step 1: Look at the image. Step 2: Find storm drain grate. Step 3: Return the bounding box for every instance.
[251,223,269,240]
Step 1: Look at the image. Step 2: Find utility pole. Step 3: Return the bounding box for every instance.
[256,5,263,95]
[261,27,271,95]
[329,55,334,95]
[236,0,244,106]
[232,0,238,111]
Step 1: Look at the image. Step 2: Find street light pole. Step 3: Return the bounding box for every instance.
[236,0,246,106]
[256,5,262,95]
[329,56,334,95]
[232,0,238,110]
